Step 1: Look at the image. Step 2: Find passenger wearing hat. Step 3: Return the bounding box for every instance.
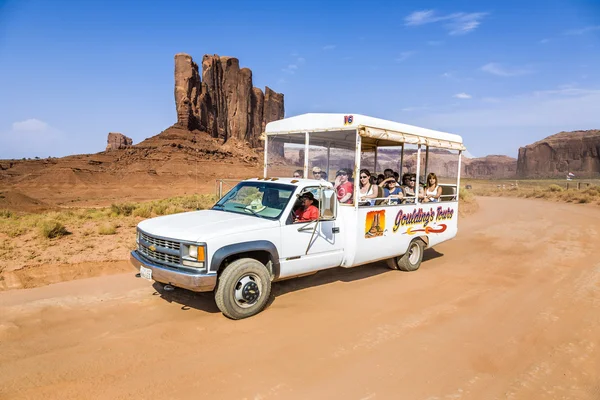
[334,168,354,204]
[294,191,319,222]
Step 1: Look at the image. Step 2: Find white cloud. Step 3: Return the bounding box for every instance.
[540,38,550,44]
[395,51,415,63]
[1,120,67,159]
[453,92,472,99]
[282,64,298,74]
[404,9,488,35]
[481,62,533,77]
[12,118,48,132]
[322,45,336,50]
[565,25,600,35]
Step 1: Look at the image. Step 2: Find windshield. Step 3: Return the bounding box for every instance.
[212,181,296,220]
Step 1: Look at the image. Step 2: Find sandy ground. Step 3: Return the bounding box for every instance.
[1,197,599,400]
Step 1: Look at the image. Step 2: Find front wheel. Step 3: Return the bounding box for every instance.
[214,258,272,320]
[386,239,425,272]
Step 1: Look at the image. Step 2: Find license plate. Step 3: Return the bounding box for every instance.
[140,266,152,280]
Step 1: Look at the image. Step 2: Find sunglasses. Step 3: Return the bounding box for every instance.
[293,175,301,178]
[360,175,368,179]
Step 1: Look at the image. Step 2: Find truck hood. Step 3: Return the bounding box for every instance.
[137,210,280,243]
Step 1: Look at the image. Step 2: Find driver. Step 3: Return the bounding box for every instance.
[294,192,319,222]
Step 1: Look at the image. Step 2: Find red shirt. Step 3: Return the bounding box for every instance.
[336,181,354,203]
[294,205,319,222]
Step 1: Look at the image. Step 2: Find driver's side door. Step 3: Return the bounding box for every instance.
[278,187,345,279]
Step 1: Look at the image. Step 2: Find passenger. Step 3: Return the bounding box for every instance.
[311,167,322,180]
[383,168,395,180]
[393,171,400,183]
[293,170,303,178]
[358,169,378,206]
[402,173,425,203]
[320,171,328,181]
[334,168,354,204]
[424,172,442,202]
[376,174,385,185]
[384,178,404,204]
[294,192,319,222]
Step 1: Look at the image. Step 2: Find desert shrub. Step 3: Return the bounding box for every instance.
[0,209,13,219]
[110,203,135,216]
[39,220,69,239]
[459,189,473,202]
[577,195,592,204]
[153,203,168,215]
[165,205,185,215]
[548,184,563,192]
[98,223,117,235]
[133,205,152,218]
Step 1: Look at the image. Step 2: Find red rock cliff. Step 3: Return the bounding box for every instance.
[517,130,600,178]
[174,53,284,147]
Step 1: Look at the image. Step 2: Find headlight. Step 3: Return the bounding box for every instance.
[136,231,140,244]
[182,243,206,268]
[189,245,198,259]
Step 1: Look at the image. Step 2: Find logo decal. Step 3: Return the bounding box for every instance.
[344,115,354,125]
[149,245,156,252]
[365,210,385,238]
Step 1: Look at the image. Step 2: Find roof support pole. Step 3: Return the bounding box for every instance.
[326,141,331,181]
[374,142,378,174]
[354,129,361,209]
[415,144,422,204]
[399,143,404,178]
[456,150,462,201]
[263,135,269,178]
[303,131,309,178]
[424,145,430,182]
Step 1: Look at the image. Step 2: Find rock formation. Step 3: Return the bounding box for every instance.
[517,130,600,178]
[174,53,284,148]
[463,155,517,179]
[106,133,133,151]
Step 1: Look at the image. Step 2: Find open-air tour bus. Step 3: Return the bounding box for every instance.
[263,113,466,270]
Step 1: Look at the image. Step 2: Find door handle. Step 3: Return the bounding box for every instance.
[332,227,340,233]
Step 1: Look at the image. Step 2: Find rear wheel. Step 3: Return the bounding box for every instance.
[214,258,272,320]
[386,239,425,272]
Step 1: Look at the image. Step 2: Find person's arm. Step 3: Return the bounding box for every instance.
[340,193,352,203]
[435,186,443,199]
[379,177,395,188]
[307,206,319,220]
[365,184,378,199]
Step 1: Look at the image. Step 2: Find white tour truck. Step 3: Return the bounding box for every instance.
[130,113,466,319]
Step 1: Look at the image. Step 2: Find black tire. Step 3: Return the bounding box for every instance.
[214,258,272,320]
[386,239,425,272]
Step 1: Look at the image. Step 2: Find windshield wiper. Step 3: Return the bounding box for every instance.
[234,205,265,219]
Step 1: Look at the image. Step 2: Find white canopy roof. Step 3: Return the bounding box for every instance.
[264,113,465,151]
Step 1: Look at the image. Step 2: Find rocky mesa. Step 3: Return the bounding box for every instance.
[174,53,284,147]
[517,130,600,178]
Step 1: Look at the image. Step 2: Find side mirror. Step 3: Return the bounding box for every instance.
[320,188,337,220]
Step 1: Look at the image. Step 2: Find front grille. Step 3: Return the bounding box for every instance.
[139,243,181,265]
[141,232,180,251]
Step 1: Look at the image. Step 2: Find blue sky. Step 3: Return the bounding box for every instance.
[0,0,599,159]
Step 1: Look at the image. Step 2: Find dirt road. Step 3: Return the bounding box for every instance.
[1,197,599,400]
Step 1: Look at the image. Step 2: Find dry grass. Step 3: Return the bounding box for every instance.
[463,178,600,205]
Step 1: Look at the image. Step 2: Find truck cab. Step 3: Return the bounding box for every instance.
[130,113,466,319]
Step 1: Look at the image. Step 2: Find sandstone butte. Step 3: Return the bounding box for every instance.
[105,132,133,151]
[174,53,284,148]
[517,130,600,178]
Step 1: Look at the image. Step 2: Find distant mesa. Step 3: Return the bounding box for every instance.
[517,129,600,178]
[463,155,517,179]
[174,53,284,148]
[106,132,133,151]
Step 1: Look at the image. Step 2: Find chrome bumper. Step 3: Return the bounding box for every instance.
[130,251,217,292]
